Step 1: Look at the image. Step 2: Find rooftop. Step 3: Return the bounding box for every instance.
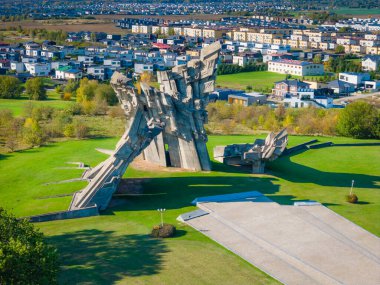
[270,59,317,66]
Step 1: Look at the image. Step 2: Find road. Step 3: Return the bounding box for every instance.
[334,92,380,104]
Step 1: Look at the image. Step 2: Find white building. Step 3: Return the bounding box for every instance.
[232,55,248,66]
[338,72,371,87]
[283,89,333,109]
[362,56,380,71]
[10,62,25,73]
[268,59,324,76]
[55,66,82,80]
[77,56,94,64]
[134,63,153,73]
[364,80,380,91]
[87,66,105,80]
[103,59,121,68]
[25,63,51,76]
[131,25,152,34]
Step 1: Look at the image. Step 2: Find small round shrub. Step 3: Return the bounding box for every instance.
[151,223,176,238]
[346,193,358,204]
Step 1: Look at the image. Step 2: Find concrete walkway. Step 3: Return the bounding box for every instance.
[180,192,380,285]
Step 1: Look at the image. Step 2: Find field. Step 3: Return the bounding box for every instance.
[0,19,122,34]
[216,71,286,91]
[0,90,73,116]
[0,134,379,284]
[332,8,380,15]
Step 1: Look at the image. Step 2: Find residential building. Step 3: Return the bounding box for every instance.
[87,66,105,80]
[10,61,25,73]
[364,80,380,91]
[228,92,267,106]
[272,79,310,98]
[268,59,324,76]
[338,72,371,87]
[25,63,51,76]
[327,80,355,95]
[134,62,154,73]
[362,55,380,71]
[55,66,82,80]
[283,88,334,109]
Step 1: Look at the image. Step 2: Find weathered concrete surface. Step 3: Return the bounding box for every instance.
[182,193,380,285]
[214,128,288,173]
[143,42,221,171]
[27,205,99,223]
[69,42,221,211]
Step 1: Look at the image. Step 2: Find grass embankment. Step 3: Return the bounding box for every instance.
[0,135,379,284]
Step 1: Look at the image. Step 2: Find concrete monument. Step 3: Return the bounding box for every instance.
[69,42,221,211]
[213,128,288,173]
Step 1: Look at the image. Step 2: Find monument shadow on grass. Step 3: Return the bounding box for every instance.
[267,155,380,189]
[48,229,168,284]
[104,152,378,213]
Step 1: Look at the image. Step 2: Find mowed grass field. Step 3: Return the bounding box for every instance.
[332,8,380,15]
[0,90,73,116]
[0,134,379,284]
[216,71,287,91]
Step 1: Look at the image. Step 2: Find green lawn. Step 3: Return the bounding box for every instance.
[216,71,286,91]
[0,91,73,116]
[333,8,380,15]
[0,135,379,284]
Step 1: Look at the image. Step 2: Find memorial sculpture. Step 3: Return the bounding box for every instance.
[69,42,221,211]
[213,129,288,174]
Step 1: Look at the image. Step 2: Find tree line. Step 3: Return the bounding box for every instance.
[0,76,47,100]
[206,101,379,139]
[0,26,68,43]
[0,77,120,152]
[217,62,267,75]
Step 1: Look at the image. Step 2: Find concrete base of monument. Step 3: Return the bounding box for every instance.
[25,205,99,223]
[179,192,380,285]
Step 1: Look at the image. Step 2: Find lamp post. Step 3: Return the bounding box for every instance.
[350,180,355,195]
[157,208,166,227]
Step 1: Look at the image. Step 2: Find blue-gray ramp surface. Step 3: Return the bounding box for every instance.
[181,192,380,285]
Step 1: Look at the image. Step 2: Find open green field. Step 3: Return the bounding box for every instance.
[0,135,379,284]
[332,8,380,15]
[216,71,286,91]
[0,91,73,116]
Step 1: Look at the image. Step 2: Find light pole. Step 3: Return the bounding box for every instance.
[350,180,355,195]
[157,208,166,227]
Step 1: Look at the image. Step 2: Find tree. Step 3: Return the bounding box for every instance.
[95,84,118,106]
[335,45,345,54]
[76,78,98,102]
[168,27,175,36]
[0,76,23,99]
[337,101,379,139]
[64,79,79,98]
[313,54,322,64]
[23,118,45,146]
[25,78,47,100]
[0,208,58,284]
[90,32,97,42]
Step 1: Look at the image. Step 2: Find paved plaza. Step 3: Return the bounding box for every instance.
[180,192,380,285]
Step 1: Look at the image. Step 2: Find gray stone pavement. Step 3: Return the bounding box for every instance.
[180,193,380,285]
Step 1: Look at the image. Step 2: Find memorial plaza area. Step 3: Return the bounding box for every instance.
[181,192,380,285]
